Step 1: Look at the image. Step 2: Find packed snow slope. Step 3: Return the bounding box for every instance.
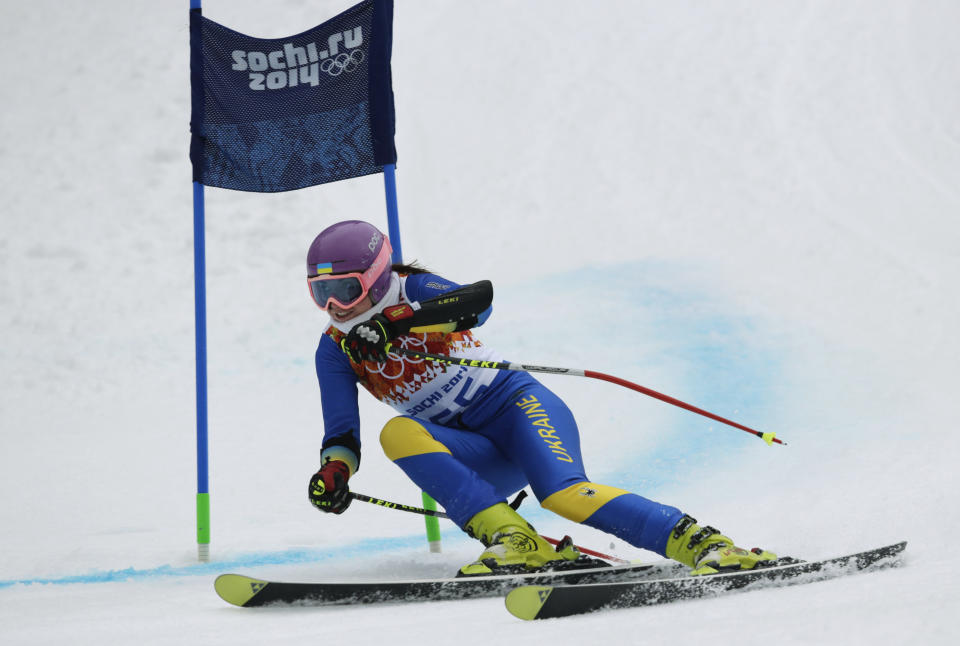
[1,0,958,644]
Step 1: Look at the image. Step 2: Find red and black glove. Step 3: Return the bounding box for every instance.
[308,460,352,514]
[341,304,415,363]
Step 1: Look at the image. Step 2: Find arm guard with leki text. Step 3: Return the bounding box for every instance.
[382,280,494,336]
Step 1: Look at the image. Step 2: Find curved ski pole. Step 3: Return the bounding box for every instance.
[349,491,629,564]
[384,344,784,446]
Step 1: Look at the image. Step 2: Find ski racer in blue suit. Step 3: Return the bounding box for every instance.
[306,220,777,575]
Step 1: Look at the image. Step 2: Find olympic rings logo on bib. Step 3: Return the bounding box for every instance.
[366,334,427,380]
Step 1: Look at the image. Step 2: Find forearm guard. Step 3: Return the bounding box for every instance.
[383,280,494,336]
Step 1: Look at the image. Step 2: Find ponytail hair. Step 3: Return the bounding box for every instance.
[391,261,431,275]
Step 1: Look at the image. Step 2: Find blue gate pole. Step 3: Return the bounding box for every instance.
[382,163,441,553]
[193,179,210,562]
[190,0,210,564]
[383,163,403,262]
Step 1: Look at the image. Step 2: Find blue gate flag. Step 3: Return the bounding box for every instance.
[190,0,396,192]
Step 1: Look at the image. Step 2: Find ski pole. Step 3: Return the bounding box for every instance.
[384,344,784,446]
[349,491,629,564]
[352,491,449,518]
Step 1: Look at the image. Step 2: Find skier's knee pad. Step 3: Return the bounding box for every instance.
[540,481,629,523]
[380,416,452,462]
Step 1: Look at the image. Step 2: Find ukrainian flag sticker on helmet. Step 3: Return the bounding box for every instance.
[315,263,334,275]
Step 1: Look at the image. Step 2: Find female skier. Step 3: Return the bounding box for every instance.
[306,219,776,576]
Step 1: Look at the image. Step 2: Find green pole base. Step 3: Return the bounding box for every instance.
[421,491,442,553]
[197,492,210,562]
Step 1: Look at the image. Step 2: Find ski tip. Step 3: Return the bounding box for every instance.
[214,574,269,607]
[505,585,553,621]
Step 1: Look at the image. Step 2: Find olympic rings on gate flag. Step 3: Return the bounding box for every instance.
[321,50,365,77]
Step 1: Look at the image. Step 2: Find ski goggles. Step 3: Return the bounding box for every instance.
[307,238,393,311]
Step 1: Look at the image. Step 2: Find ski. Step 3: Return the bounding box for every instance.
[505,541,907,620]
[214,559,687,608]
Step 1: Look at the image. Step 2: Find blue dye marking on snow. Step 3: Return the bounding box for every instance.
[0,533,446,589]
[505,261,782,502]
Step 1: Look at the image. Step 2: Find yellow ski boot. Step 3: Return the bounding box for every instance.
[666,515,778,575]
[457,503,578,577]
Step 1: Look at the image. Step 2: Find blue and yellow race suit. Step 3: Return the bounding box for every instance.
[315,272,684,557]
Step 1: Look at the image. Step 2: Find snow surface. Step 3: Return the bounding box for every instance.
[2,0,958,643]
